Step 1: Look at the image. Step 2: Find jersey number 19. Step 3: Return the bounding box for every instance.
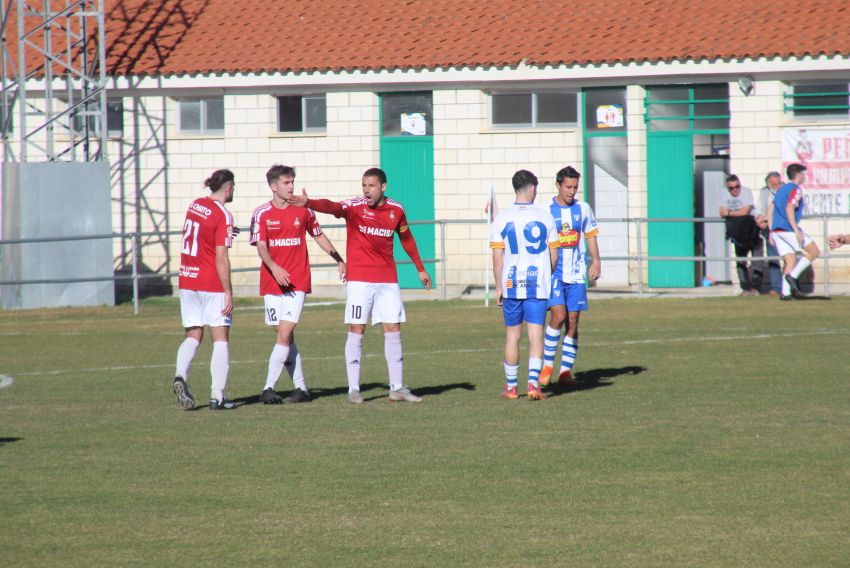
[500,221,547,254]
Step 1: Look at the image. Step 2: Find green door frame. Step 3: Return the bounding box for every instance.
[378,93,436,288]
[644,85,730,287]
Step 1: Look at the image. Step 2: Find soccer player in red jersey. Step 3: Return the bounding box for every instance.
[287,167,432,403]
[173,169,238,411]
[250,164,346,404]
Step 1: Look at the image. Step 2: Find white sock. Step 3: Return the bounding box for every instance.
[528,357,543,388]
[210,341,229,401]
[345,332,363,392]
[285,342,307,391]
[384,331,403,390]
[504,362,518,387]
[175,337,199,381]
[265,343,289,391]
[790,257,811,279]
[782,274,791,295]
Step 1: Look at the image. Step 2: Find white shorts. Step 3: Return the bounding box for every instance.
[263,291,306,325]
[180,290,232,328]
[345,281,406,325]
[772,230,813,257]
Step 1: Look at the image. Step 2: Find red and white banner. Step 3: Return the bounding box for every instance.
[781,128,850,215]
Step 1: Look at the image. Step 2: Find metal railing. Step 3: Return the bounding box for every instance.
[3,215,850,312]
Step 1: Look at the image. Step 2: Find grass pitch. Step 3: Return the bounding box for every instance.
[1,295,849,567]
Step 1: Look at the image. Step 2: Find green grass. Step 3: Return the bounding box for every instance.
[1,296,849,567]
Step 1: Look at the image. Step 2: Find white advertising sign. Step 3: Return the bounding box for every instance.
[781,128,850,215]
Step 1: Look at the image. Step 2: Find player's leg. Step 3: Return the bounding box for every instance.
[258,294,287,404]
[541,279,566,386]
[283,335,310,403]
[559,283,588,385]
[772,232,797,300]
[205,291,236,410]
[525,299,548,400]
[500,298,522,399]
[787,234,819,295]
[264,292,309,403]
[373,284,420,402]
[174,290,205,410]
[344,282,375,403]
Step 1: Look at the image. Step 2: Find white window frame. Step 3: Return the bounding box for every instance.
[276,94,327,133]
[177,97,225,134]
[490,91,579,129]
[71,99,124,138]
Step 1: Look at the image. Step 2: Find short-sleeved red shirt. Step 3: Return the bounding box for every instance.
[178,196,233,292]
[250,202,322,294]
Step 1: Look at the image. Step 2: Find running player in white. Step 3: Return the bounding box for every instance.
[540,166,601,387]
[490,169,559,400]
[770,163,820,300]
[250,165,346,404]
[287,168,432,404]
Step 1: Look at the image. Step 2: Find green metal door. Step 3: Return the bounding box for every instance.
[647,132,694,287]
[379,92,435,288]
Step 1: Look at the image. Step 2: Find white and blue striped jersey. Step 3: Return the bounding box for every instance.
[490,202,559,300]
[549,198,599,284]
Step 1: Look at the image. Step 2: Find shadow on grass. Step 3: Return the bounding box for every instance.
[230,381,477,405]
[0,437,22,447]
[544,365,646,398]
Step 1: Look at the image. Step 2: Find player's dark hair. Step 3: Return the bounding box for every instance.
[512,169,538,192]
[204,169,235,192]
[765,171,781,184]
[725,174,740,184]
[363,167,387,185]
[787,163,807,181]
[266,164,296,185]
[555,166,581,183]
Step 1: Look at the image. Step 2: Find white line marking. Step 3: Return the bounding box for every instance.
[0,375,14,389]
[7,329,845,378]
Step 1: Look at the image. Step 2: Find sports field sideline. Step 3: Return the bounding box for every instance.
[1,295,848,567]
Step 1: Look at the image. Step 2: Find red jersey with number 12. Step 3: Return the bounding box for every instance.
[308,196,424,283]
[178,196,233,292]
[250,202,322,295]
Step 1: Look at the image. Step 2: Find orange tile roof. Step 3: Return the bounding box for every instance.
[6,0,850,77]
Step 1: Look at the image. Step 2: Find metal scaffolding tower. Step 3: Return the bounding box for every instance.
[1,0,107,162]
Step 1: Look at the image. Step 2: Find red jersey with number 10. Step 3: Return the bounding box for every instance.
[307,196,424,283]
[178,196,233,292]
[249,202,323,295]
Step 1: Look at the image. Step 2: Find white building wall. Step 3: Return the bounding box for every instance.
[432,89,583,291]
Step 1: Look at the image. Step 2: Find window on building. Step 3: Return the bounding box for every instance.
[788,83,850,118]
[491,92,578,127]
[277,95,327,132]
[71,99,124,137]
[178,97,224,134]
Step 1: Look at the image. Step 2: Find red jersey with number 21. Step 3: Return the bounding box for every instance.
[307,196,424,283]
[249,202,322,295]
[178,196,233,292]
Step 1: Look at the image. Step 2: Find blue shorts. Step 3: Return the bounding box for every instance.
[547,280,588,312]
[502,298,548,326]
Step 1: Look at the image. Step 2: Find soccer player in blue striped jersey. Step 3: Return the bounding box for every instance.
[490,170,559,400]
[540,166,602,387]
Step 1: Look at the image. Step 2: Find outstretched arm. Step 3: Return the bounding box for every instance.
[286,189,348,219]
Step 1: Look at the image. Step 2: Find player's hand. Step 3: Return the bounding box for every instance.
[221,292,234,316]
[496,290,503,306]
[337,261,347,282]
[828,234,844,250]
[588,260,601,281]
[271,264,291,287]
[286,188,309,207]
[795,229,804,245]
[419,270,432,290]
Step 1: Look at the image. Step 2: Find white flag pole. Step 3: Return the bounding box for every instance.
[484,182,494,308]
